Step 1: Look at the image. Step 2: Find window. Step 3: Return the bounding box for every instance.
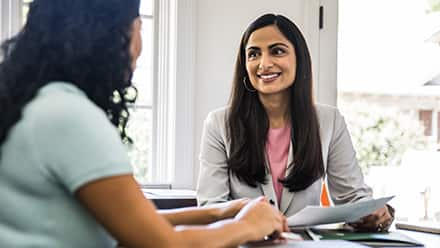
[0,1,21,40]
[21,0,32,24]
[338,0,440,224]
[1,0,186,187]
[127,0,154,185]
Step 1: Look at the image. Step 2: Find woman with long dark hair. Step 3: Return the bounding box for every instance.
[197,13,394,232]
[0,1,287,247]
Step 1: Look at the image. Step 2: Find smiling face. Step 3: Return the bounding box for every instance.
[245,25,297,98]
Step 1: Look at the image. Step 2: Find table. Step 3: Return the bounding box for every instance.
[140,190,439,247]
[142,188,197,209]
[242,229,440,247]
[397,229,440,248]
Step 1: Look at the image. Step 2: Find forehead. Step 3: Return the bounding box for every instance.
[246,25,293,49]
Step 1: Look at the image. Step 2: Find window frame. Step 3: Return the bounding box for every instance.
[0,0,22,42]
[152,0,196,189]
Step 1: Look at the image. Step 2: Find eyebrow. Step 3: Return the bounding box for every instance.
[246,42,290,51]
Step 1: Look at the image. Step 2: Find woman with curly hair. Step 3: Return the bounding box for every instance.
[0,1,286,247]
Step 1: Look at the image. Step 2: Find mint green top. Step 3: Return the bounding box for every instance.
[0,82,133,247]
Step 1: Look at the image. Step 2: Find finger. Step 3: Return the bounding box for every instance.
[271,210,283,224]
[364,213,381,222]
[236,198,250,208]
[236,197,250,203]
[357,217,391,232]
[271,212,284,232]
[283,217,290,232]
[347,219,364,226]
[367,214,383,224]
[376,213,393,230]
[351,218,379,231]
[357,212,382,227]
[248,196,265,206]
[355,223,377,231]
[370,207,391,226]
[274,219,284,234]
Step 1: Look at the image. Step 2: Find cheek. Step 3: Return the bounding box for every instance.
[134,34,142,58]
[129,35,142,71]
[245,63,251,75]
[284,60,297,82]
[246,62,257,78]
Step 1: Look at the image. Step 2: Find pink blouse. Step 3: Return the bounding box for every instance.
[266,124,291,205]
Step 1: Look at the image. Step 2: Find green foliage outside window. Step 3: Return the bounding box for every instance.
[126,108,152,184]
[340,101,428,171]
[427,0,440,13]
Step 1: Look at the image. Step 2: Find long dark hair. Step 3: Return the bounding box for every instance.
[0,0,140,148]
[227,13,324,192]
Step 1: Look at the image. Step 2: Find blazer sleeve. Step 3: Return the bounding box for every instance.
[326,108,373,204]
[196,111,230,206]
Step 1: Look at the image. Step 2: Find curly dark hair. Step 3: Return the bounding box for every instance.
[0,0,140,147]
[227,14,324,192]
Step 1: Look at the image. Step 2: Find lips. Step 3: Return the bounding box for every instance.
[257,72,281,82]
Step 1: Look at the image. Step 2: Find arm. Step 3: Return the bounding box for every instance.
[326,108,393,231]
[197,110,231,206]
[34,92,282,246]
[159,199,249,225]
[76,175,283,248]
[326,108,373,204]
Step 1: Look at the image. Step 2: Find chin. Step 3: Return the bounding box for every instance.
[259,86,290,95]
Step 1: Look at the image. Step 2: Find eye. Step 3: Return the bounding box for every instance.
[271,47,286,56]
[247,50,260,60]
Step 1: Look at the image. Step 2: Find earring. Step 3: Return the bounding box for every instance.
[243,76,256,93]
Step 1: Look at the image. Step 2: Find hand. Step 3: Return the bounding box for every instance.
[234,196,285,241]
[348,205,394,232]
[214,198,250,220]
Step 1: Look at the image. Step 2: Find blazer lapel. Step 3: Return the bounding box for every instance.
[280,142,294,214]
[260,154,279,209]
[260,175,279,209]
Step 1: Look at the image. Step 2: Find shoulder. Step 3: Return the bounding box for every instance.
[314,103,348,140]
[23,82,118,148]
[204,106,229,127]
[201,106,230,143]
[22,83,130,191]
[27,82,109,130]
[315,103,344,124]
[315,103,339,118]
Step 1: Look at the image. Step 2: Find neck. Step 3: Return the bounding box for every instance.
[259,92,290,129]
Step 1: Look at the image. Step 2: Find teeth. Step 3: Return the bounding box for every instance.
[260,73,279,79]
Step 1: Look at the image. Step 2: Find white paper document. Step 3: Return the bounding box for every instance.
[287,196,394,227]
[141,189,196,199]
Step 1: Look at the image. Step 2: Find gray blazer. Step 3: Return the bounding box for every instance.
[196,103,372,217]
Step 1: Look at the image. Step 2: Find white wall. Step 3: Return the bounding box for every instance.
[318,0,338,105]
[172,0,338,188]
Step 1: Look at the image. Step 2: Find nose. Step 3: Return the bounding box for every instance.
[258,53,274,70]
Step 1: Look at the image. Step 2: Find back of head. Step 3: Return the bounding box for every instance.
[0,0,140,146]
